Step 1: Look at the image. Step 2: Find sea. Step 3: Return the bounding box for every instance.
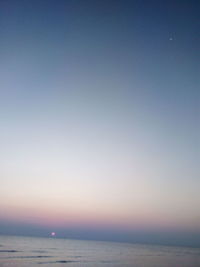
[0,235,200,267]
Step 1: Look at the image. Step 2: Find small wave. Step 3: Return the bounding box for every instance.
[18,255,52,258]
[1,255,52,259]
[37,260,79,264]
[0,250,19,253]
[99,260,118,263]
[32,250,47,253]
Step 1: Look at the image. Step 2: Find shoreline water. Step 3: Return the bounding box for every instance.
[0,235,200,267]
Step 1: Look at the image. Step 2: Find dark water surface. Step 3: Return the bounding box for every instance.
[0,235,200,266]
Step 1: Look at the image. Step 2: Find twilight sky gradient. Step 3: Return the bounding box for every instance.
[0,0,199,246]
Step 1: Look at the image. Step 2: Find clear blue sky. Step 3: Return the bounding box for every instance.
[0,0,199,246]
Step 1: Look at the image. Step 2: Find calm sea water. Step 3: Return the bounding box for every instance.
[0,235,200,267]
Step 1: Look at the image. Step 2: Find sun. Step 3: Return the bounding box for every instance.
[51,232,56,237]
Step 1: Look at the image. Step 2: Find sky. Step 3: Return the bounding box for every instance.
[0,0,199,246]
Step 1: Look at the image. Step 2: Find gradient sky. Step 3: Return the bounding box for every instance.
[0,0,199,246]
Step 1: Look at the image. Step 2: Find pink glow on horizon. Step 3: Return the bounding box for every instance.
[0,201,199,233]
